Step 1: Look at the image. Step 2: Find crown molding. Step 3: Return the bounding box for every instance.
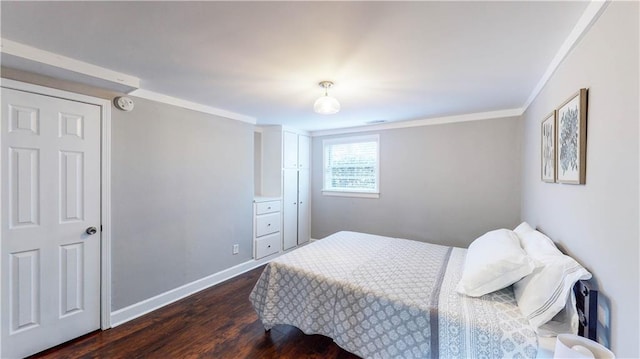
[0,38,257,124]
[522,0,609,111]
[310,108,523,137]
[129,89,257,124]
[312,0,609,137]
[1,38,140,91]
[1,0,609,131]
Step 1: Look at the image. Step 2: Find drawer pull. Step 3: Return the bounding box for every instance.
[267,245,271,248]
[267,207,271,210]
[267,223,271,226]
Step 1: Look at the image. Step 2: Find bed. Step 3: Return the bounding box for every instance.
[249,230,596,359]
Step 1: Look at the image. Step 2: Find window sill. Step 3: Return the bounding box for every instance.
[322,190,380,199]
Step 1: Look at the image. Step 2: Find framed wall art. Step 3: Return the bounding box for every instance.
[556,88,588,184]
[541,111,556,182]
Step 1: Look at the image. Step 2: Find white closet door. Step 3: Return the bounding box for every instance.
[282,169,298,250]
[282,131,298,169]
[297,169,310,245]
[1,88,101,358]
[297,135,310,169]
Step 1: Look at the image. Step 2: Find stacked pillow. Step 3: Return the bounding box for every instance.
[456,229,538,297]
[512,223,591,335]
[457,223,591,335]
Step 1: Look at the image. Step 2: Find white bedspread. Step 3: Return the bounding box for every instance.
[250,231,538,358]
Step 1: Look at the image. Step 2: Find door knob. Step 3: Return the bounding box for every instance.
[86,227,97,235]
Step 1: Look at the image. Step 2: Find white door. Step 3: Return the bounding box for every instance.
[282,169,298,250]
[282,131,298,169]
[297,169,310,245]
[297,135,310,170]
[1,88,101,358]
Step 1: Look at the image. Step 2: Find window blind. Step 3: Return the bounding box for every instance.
[323,135,379,193]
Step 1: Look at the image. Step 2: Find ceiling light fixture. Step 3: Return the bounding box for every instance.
[314,81,340,115]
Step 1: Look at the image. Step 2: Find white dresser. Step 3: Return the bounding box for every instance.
[253,197,282,259]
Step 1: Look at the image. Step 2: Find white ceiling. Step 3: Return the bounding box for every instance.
[1,1,590,132]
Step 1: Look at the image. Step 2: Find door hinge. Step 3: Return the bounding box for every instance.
[100,225,103,232]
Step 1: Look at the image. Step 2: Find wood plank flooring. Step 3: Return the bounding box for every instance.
[29,266,360,359]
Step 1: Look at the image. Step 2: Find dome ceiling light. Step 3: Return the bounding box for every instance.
[313,81,340,115]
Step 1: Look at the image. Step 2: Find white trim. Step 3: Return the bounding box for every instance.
[281,125,311,136]
[0,39,255,126]
[522,0,609,111]
[322,134,379,146]
[0,82,3,358]
[0,78,113,332]
[311,108,523,137]
[0,38,140,89]
[322,190,380,199]
[110,255,278,327]
[129,88,257,125]
[255,125,311,137]
[100,96,113,329]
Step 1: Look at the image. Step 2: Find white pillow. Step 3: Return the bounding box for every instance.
[514,221,535,235]
[457,229,538,297]
[519,229,562,257]
[513,222,535,246]
[513,230,592,334]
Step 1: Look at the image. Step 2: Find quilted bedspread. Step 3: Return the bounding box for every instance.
[249,231,537,359]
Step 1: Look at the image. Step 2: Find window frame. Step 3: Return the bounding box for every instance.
[322,134,380,198]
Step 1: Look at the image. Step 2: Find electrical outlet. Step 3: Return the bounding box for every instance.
[232,244,239,255]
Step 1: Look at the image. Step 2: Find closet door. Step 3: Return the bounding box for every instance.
[297,135,310,169]
[297,169,310,245]
[282,169,298,250]
[1,88,102,358]
[282,131,298,169]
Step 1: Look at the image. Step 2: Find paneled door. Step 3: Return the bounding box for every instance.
[297,169,310,245]
[282,169,298,250]
[1,88,101,358]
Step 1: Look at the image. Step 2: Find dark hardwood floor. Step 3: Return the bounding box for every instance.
[30,266,360,359]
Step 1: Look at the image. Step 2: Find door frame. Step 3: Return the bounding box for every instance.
[0,78,112,354]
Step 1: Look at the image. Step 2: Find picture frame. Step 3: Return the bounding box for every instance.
[541,111,556,182]
[556,88,588,184]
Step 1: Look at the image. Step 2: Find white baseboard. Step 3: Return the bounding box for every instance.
[109,254,278,327]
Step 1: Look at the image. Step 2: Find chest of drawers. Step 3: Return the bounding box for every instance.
[253,198,282,259]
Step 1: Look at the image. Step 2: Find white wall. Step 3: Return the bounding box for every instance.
[520,2,639,356]
[312,116,523,248]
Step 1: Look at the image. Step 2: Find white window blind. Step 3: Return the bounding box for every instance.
[323,135,379,197]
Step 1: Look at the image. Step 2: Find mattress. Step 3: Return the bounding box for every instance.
[250,231,538,358]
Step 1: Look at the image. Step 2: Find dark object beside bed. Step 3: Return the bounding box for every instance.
[574,280,598,341]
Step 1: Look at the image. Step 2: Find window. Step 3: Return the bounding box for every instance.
[322,135,379,198]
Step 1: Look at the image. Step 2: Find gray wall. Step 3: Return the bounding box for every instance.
[0,69,256,312]
[111,97,254,310]
[312,117,522,248]
[520,2,638,356]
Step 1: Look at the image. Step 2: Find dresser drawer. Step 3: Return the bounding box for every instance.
[255,232,280,259]
[255,212,280,237]
[256,200,281,215]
